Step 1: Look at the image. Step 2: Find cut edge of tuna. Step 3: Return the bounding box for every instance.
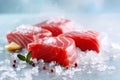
[6,24,52,48]
[35,18,74,36]
[28,36,78,67]
[59,30,100,53]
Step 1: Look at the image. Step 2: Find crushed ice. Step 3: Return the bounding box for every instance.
[16,24,41,34]
[43,37,56,44]
[46,17,66,24]
[0,33,120,80]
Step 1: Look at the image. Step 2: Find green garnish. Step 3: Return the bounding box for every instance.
[17,51,33,65]
[17,54,26,61]
[26,51,32,63]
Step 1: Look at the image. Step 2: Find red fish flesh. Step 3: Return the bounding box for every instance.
[59,30,100,53]
[35,18,74,36]
[6,25,52,48]
[28,36,78,67]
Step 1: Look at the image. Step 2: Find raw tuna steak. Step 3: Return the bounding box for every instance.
[59,30,100,53]
[6,25,52,48]
[28,36,78,67]
[35,18,74,36]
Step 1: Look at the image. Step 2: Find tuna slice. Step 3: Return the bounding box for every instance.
[35,18,74,36]
[28,36,78,67]
[6,25,52,48]
[59,30,100,53]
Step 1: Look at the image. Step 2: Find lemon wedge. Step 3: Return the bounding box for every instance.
[5,42,21,51]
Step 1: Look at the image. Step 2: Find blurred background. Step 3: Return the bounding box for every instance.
[0,0,120,14]
[0,0,120,43]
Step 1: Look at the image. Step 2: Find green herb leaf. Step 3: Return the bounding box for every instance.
[17,54,26,61]
[26,51,32,63]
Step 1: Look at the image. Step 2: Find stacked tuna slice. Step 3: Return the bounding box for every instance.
[6,18,100,67]
[35,18,74,36]
[28,36,78,67]
[7,25,52,48]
